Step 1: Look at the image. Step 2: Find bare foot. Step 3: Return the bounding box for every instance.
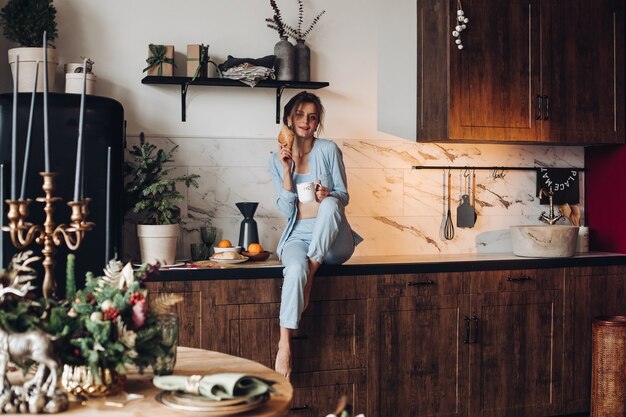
[275,342,292,381]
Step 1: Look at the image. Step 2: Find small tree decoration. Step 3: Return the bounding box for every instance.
[266,0,326,41]
[0,0,58,47]
[124,133,199,225]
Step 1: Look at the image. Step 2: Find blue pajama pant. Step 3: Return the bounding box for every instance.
[279,197,355,329]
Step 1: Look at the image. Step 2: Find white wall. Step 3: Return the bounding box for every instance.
[7,0,387,141]
[0,0,584,261]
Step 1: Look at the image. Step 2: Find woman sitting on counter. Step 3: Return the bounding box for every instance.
[268,91,362,379]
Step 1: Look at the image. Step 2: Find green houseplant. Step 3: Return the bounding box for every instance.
[124,133,199,265]
[0,0,59,92]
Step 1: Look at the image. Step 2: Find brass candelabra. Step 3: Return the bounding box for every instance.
[2,172,94,301]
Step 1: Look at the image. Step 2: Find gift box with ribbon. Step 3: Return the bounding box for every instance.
[144,44,175,76]
[187,44,209,79]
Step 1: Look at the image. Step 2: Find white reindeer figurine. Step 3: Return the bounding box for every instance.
[0,294,59,397]
[0,252,61,400]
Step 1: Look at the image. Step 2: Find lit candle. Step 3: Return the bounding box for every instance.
[11,54,18,200]
[105,146,111,263]
[20,62,38,201]
[43,31,50,172]
[73,57,87,202]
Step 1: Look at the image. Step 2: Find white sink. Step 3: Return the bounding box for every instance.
[510,225,579,258]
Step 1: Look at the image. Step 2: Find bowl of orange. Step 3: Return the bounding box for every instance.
[213,239,242,254]
[241,243,271,262]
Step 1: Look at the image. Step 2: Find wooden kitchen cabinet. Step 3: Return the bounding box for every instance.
[602,265,626,315]
[367,269,563,417]
[561,264,626,415]
[367,272,470,417]
[147,275,369,414]
[562,266,606,415]
[379,0,625,144]
[467,269,563,417]
[147,262,626,417]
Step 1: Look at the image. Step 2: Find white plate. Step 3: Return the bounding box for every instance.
[209,256,249,264]
[132,262,185,268]
[160,262,186,268]
[156,391,268,413]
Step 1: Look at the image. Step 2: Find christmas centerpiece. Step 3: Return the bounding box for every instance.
[0,251,182,407]
[60,257,182,397]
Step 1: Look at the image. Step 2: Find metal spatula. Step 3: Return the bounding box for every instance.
[457,171,474,228]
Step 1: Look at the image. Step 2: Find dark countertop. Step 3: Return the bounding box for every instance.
[149,252,626,282]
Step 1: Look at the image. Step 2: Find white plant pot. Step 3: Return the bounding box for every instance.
[137,224,179,266]
[65,73,96,95]
[64,63,83,74]
[8,47,58,92]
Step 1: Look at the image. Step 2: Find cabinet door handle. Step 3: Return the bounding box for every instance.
[536,95,543,120]
[471,315,479,344]
[290,405,310,411]
[464,316,471,344]
[407,280,435,287]
[543,95,550,120]
[507,276,532,282]
[290,334,309,341]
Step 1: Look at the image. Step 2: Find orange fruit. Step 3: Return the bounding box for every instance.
[217,239,233,248]
[247,243,264,254]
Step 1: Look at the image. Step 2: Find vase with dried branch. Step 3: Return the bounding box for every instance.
[265,0,326,81]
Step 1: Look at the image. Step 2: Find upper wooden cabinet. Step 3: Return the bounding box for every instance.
[378,0,625,144]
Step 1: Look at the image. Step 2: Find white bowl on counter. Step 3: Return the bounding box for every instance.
[510,225,579,258]
[213,246,242,254]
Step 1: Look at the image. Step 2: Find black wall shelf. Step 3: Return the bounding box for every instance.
[141,76,329,123]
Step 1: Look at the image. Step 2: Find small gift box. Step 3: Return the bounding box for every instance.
[145,44,175,76]
[187,44,209,79]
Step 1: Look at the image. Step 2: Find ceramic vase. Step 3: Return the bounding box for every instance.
[274,36,294,81]
[294,39,311,81]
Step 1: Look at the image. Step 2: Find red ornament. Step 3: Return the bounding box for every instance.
[103,307,120,321]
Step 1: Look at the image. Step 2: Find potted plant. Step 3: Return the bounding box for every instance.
[0,0,59,92]
[124,133,199,265]
[65,58,96,95]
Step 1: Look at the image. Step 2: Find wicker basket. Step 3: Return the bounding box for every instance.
[591,316,626,416]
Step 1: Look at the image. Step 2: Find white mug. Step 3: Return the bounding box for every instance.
[296,181,317,203]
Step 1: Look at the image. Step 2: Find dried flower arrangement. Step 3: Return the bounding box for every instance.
[266,0,326,41]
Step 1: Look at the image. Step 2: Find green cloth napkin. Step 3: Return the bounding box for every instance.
[153,373,275,401]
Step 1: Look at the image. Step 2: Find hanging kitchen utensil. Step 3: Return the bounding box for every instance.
[457,169,474,228]
[444,170,455,240]
[470,169,477,226]
[439,170,448,241]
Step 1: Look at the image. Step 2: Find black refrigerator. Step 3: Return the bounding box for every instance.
[0,92,125,295]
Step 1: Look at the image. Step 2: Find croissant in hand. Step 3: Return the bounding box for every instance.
[277,124,294,151]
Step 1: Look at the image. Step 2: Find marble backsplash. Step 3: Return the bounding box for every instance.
[123,135,584,261]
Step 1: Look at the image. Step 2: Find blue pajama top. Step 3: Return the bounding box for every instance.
[268,138,361,257]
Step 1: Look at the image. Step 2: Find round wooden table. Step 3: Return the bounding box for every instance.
[63,347,293,416]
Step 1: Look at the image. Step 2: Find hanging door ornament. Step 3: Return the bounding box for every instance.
[452,0,470,50]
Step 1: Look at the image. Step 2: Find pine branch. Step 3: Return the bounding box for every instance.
[150,293,183,315]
